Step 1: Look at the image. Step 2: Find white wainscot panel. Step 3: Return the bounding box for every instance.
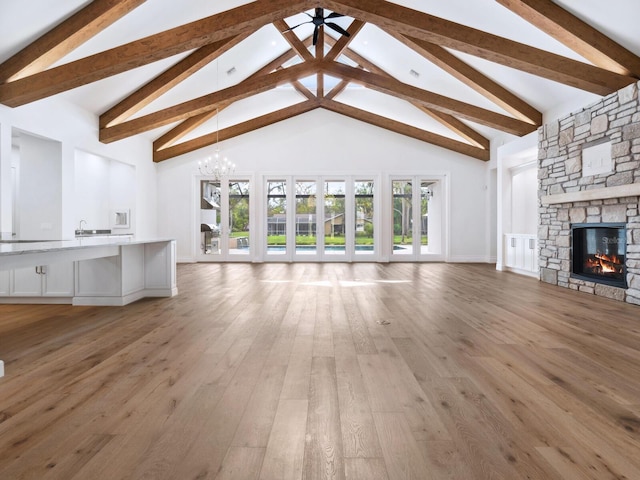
[121,244,145,296]
[75,256,122,297]
[144,241,177,293]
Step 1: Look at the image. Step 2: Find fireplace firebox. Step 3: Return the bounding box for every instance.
[571,223,627,288]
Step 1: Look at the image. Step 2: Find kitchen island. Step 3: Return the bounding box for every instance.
[0,236,177,377]
[0,236,177,306]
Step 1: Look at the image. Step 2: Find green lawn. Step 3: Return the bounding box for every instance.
[241,233,422,246]
[393,235,428,245]
[266,235,375,246]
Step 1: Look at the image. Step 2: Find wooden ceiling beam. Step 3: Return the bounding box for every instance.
[323,0,634,95]
[322,61,533,136]
[325,80,350,101]
[320,99,489,161]
[101,61,320,143]
[0,0,147,83]
[154,100,320,162]
[100,33,250,128]
[273,19,315,62]
[338,46,490,149]
[324,20,366,63]
[0,0,315,107]
[386,31,542,125]
[495,0,640,77]
[154,110,220,152]
[154,44,310,151]
[415,107,489,150]
[316,26,325,97]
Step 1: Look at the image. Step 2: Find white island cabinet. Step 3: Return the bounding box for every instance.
[0,261,75,302]
[12,262,75,297]
[0,238,177,306]
[74,241,177,306]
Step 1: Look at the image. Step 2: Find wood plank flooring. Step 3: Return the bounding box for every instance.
[0,262,639,479]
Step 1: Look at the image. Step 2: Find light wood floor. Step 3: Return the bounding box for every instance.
[0,263,639,479]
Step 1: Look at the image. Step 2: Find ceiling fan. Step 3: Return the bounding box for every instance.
[284,8,351,46]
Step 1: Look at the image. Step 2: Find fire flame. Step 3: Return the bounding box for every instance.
[585,252,623,274]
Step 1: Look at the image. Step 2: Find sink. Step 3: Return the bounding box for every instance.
[75,229,111,237]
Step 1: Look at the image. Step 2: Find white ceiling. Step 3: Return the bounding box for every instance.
[1,0,639,154]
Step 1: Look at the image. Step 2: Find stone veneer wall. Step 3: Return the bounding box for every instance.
[538,81,640,305]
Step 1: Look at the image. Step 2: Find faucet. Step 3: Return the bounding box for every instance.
[79,219,87,235]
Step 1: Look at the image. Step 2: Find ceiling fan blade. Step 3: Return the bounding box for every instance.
[282,20,311,32]
[326,12,344,19]
[326,22,351,37]
[312,25,320,45]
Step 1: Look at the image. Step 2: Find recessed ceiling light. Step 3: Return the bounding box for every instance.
[363,40,368,45]
[271,40,277,46]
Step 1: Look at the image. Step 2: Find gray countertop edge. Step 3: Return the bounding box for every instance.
[0,238,175,256]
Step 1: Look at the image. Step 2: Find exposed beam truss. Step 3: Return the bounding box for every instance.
[323,0,637,94]
[153,101,320,162]
[496,0,640,77]
[322,62,536,136]
[100,33,251,128]
[320,100,490,161]
[100,61,320,143]
[2,0,639,164]
[0,0,148,83]
[0,0,315,106]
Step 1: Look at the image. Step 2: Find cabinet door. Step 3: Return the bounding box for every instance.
[505,235,517,267]
[523,237,535,272]
[42,262,75,296]
[0,270,10,295]
[11,267,42,296]
[514,237,526,269]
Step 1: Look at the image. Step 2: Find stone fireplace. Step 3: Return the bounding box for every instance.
[538,81,640,305]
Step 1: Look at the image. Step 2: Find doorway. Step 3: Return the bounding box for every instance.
[197,178,251,261]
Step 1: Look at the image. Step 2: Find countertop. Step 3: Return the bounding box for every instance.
[0,236,175,256]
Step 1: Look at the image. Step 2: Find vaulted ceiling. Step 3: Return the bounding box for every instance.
[1,0,639,163]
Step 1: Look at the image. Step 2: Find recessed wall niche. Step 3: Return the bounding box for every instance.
[11,128,63,240]
[74,150,135,233]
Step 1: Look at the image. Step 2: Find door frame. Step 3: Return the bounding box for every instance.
[388,173,449,262]
[194,174,255,262]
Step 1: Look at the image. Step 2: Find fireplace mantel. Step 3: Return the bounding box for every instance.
[541,183,640,205]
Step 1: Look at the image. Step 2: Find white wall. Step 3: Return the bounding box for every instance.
[511,166,537,234]
[74,150,136,233]
[16,133,63,240]
[0,96,157,238]
[74,151,110,230]
[157,109,492,263]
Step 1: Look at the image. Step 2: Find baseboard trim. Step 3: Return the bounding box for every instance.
[447,255,494,263]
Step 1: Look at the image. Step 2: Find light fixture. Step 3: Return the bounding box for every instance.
[197,107,236,179]
[197,59,236,179]
[198,151,235,179]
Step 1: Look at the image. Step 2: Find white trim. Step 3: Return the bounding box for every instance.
[0,296,72,304]
[504,266,540,279]
[448,255,493,263]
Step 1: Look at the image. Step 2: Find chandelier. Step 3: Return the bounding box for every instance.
[197,105,236,179]
[198,151,235,179]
